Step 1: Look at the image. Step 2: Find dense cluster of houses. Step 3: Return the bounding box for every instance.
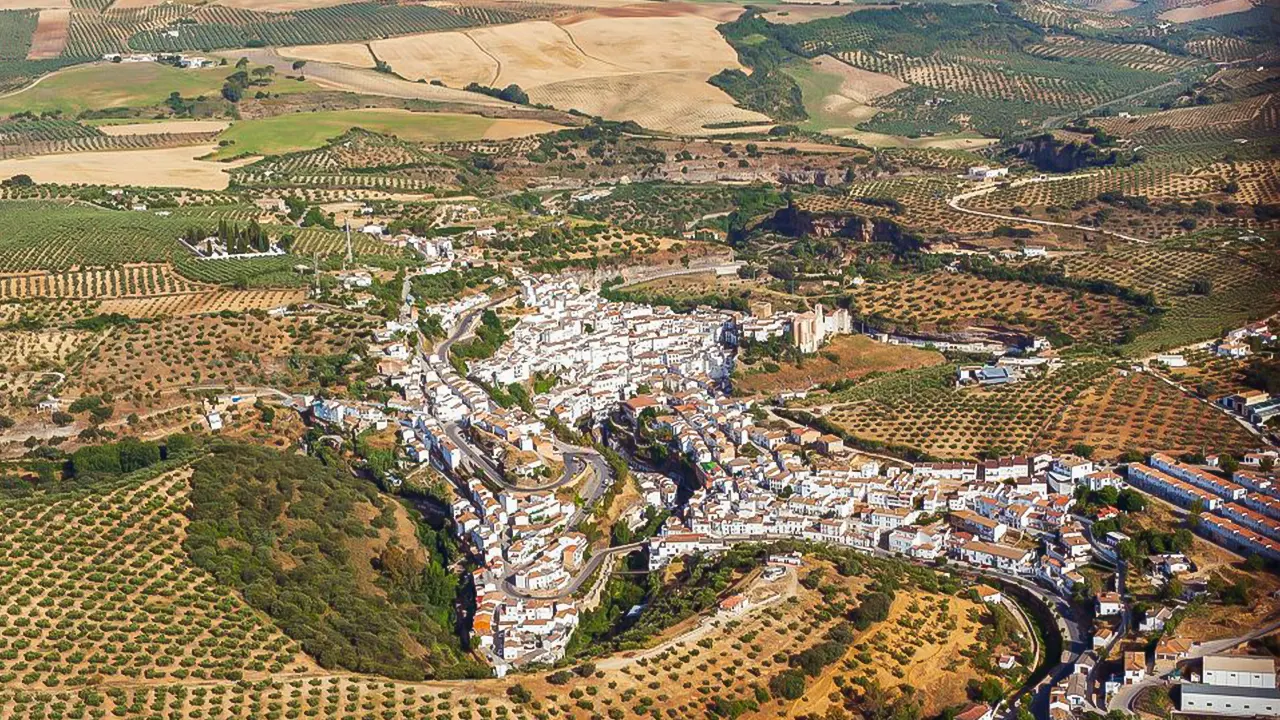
[735,299,854,354]
[301,260,1280,683]
[471,276,736,424]
[642,400,1107,585]
[1127,453,1280,562]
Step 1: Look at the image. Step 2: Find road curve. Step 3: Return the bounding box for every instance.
[502,541,646,600]
[947,175,1149,245]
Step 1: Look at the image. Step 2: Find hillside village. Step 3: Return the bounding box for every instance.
[269,263,1280,713]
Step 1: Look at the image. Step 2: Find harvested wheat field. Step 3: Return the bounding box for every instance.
[367,32,497,86]
[97,120,233,136]
[330,10,763,134]
[225,48,514,107]
[815,55,907,102]
[533,71,768,135]
[24,8,69,60]
[0,0,65,7]
[283,41,377,69]
[1159,0,1255,22]
[0,145,255,190]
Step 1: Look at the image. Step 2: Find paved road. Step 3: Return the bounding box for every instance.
[502,541,646,600]
[1108,616,1280,713]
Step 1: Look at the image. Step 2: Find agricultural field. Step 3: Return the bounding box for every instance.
[798,176,1016,237]
[1089,93,1277,145]
[128,2,509,52]
[0,434,1013,720]
[734,333,945,397]
[960,144,1280,244]
[0,9,38,61]
[717,4,1213,138]
[849,270,1150,344]
[293,10,772,135]
[95,288,306,316]
[1034,368,1258,459]
[70,310,378,403]
[0,468,316,690]
[1160,347,1275,399]
[807,361,1113,460]
[1052,235,1280,354]
[0,201,372,288]
[0,262,208,300]
[209,108,562,160]
[570,182,785,237]
[0,61,315,117]
[0,130,223,161]
[781,53,905,134]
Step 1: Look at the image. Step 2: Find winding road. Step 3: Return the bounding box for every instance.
[946,174,1149,245]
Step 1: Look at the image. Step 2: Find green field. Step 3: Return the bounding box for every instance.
[0,62,320,117]
[0,200,369,287]
[781,58,866,133]
[210,109,512,159]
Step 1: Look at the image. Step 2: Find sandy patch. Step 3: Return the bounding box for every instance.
[97,120,232,135]
[1158,0,1254,22]
[280,42,375,68]
[368,32,497,87]
[0,145,255,190]
[25,8,69,60]
[0,0,65,7]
